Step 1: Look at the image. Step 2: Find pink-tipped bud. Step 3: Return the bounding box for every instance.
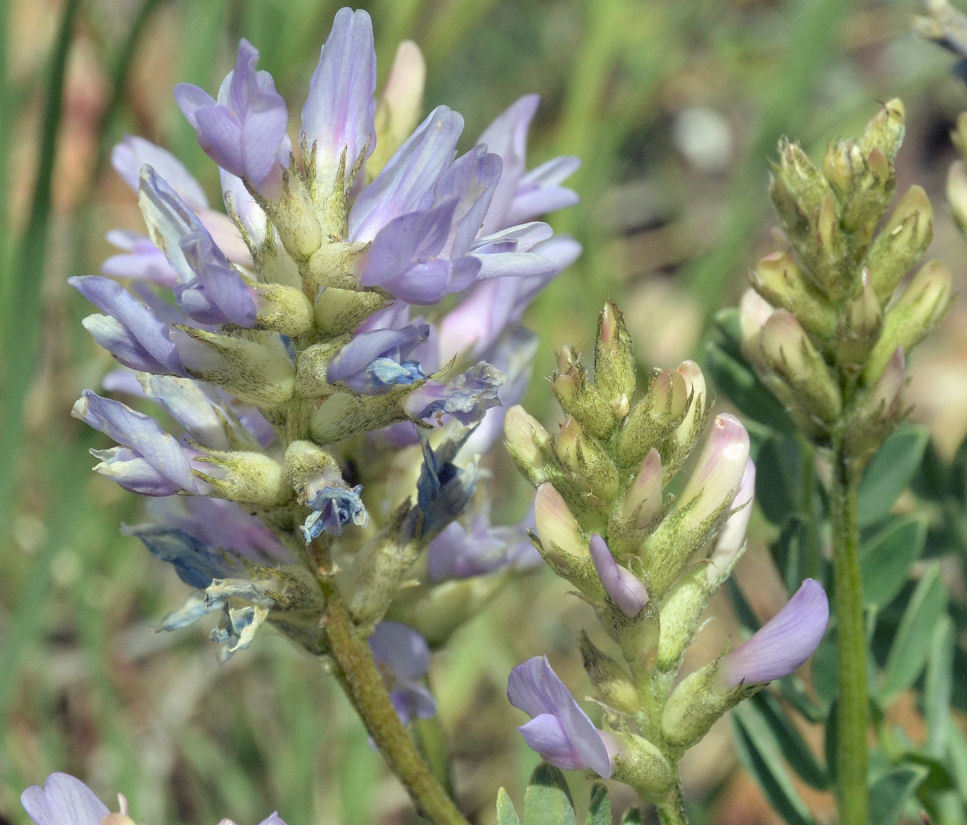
[622,448,664,529]
[722,579,829,686]
[589,534,649,617]
[676,413,750,529]
[706,458,756,585]
[534,483,588,569]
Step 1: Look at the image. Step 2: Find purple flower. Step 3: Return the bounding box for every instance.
[722,579,829,686]
[589,534,649,617]
[327,322,430,393]
[300,480,368,542]
[175,39,290,196]
[72,390,210,496]
[426,510,539,581]
[112,134,210,210]
[138,167,258,327]
[507,656,612,777]
[369,621,437,724]
[70,276,185,375]
[21,773,110,825]
[415,437,478,538]
[101,229,179,287]
[403,362,504,426]
[301,7,376,192]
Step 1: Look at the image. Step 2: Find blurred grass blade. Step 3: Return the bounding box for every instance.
[0,0,81,525]
[860,515,928,608]
[924,615,955,757]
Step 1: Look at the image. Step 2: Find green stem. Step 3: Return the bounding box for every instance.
[322,598,470,825]
[654,782,689,825]
[830,434,868,825]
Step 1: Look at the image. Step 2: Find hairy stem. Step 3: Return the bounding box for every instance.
[830,435,868,825]
[323,598,470,825]
[655,782,689,825]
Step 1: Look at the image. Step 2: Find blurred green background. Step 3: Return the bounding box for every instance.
[2,1,966,823]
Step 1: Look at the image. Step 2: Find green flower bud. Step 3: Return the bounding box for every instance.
[660,360,709,478]
[623,448,664,529]
[738,288,775,365]
[834,270,882,366]
[178,327,295,406]
[759,311,841,423]
[609,732,676,800]
[863,260,953,386]
[863,185,933,302]
[770,139,832,244]
[308,386,412,443]
[533,483,604,598]
[282,440,342,501]
[859,98,905,164]
[193,450,292,506]
[616,369,689,470]
[503,405,553,487]
[750,252,836,338]
[254,282,315,337]
[262,175,323,261]
[594,301,637,413]
[552,347,616,439]
[579,630,640,714]
[822,138,864,201]
[314,287,392,336]
[850,347,907,464]
[304,238,368,289]
[553,416,620,504]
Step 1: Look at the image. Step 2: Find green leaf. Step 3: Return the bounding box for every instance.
[746,690,829,789]
[924,616,955,757]
[857,426,930,527]
[618,809,644,825]
[755,435,802,525]
[523,764,577,825]
[946,723,967,800]
[497,788,522,825]
[898,749,956,795]
[585,784,610,825]
[704,340,795,434]
[879,563,948,702]
[860,515,927,608]
[868,766,929,825]
[733,703,815,825]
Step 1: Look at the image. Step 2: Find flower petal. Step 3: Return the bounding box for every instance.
[21,774,110,825]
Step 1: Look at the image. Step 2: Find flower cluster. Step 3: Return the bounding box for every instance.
[73,8,577,694]
[503,303,828,800]
[739,99,951,464]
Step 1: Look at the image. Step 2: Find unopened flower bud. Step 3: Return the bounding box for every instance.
[589,534,648,617]
[370,40,426,177]
[813,193,847,297]
[551,348,615,439]
[503,405,554,487]
[760,310,841,423]
[947,160,967,237]
[193,450,291,506]
[822,138,864,200]
[770,139,832,241]
[533,483,603,597]
[751,252,835,338]
[623,448,664,530]
[176,326,295,405]
[850,347,907,463]
[282,440,341,498]
[834,270,882,365]
[304,237,368,290]
[864,260,953,386]
[609,732,676,800]
[863,185,933,302]
[262,178,324,260]
[294,338,351,398]
[660,360,709,477]
[738,288,775,363]
[616,369,689,469]
[580,631,640,714]
[859,98,905,163]
[553,416,620,503]
[594,301,637,410]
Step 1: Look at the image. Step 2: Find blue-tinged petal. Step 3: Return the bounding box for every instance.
[137,374,230,449]
[426,513,537,582]
[328,323,429,386]
[138,167,258,327]
[111,134,209,209]
[220,167,268,249]
[507,656,612,777]
[89,447,186,496]
[505,155,580,227]
[175,39,289,194]
[301,7,376,191]
[21,773,110,825]
[349,106,464,243]
[73,390,209,495]
[257,814,289,825]
[433,146,502,258]
[477,94,540,236]
[370,622,436,724]
[722,579,829,686]
[415,438,478,537]
[300,483,368,542]
[518,714,589,771]
[71,276,184,375]
[102,230,179,287]
[589,533,649,617]
[122,523,244,588]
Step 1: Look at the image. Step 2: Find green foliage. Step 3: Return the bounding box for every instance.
[497,766,614,825]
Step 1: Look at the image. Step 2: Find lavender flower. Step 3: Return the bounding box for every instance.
[21,773,288,825]
[722,578,830,686]
[589,533,648,617]
[73,5,579,659]
[507,656,613,777]
[369,621,437,723]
